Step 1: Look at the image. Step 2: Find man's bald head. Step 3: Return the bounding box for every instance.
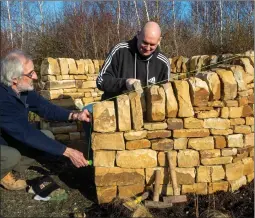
[137,21,162,57]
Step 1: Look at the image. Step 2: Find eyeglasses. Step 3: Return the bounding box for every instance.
[22,70,36,79]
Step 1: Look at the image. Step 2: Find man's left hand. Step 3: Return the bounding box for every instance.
[69,109,91,122]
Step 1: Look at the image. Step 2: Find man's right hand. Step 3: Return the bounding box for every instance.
[126,78,141,91]
[63,147,89,168]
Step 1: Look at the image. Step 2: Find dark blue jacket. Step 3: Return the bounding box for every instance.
[0,84,71,155]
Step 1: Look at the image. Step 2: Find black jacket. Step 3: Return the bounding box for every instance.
[96,37,170,100]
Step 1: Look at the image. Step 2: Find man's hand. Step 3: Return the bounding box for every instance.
[126,78,141,91]
[63,147,89,168]
[69,109,91,122]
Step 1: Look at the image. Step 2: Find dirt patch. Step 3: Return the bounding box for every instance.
[0,154,254,218]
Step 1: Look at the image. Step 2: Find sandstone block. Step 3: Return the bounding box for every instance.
[63,92,84,99]
[221,107,229,118]
[87,59,95,74]
[41,58,61,76]
[173,129,210,138]
[247,173,254,182]
[194,106,214,111]
[73,75,88,80]
[167,118,183,130]
[95,167,144,186]
[242,105,253,117]
[227,134,243,148]
[69,132,80,140]
[93,101,116,133]
[57,58,69,75]
[225,161,244,180]
[144,122,167,130]
[116,149,157,168]
[197,166,225,182]
[230,118,245,125]
[229,107,243,118]
[222,148,237,156]
[147,130,171,139]
[208,181,228,194]
[82,81,97,88]
[124,130,147,141]
[238,96,249,106]
[67,58,78,74]
[44,80,76,90]
[50,125,77,134]
[76,59,85,74]
[96,186,117,204]
[210,129,233,135]
[224,100,239,107]
[145,167,170,184]
[93,151,116,167]
[234,125,251,134]
[200,150,221,159]
[82,97,94,106]
[40,90,63,100]
[116,95,131,131]
[229,176,247,192]
[197,110,219,119]
[188,137,214,150]
[151,139,173,150]
[93,59,100,73]
[126,139,151,150]
[175,168,195,185]
[188,77,209,106]
[92,132,125,150]
[246,117,254,125]
[158,151,177,167]
[146,85,165,121]
[242,157,254,175]
[177,150,200,167]
[162,82,178,117]
[214,136,227,148]
[173,81,194,117]
[182,183,207,195]
[204,118,230,129]
[201,157,233,165]
[62,75,70,80]
[208,101,224,107]
[244,133,254,147]
[158,185,174,195]
[41,75,56,82]
[184,118,203,129]
[129,92,143,130]
[118,184,144,199]
[229,65,248,91]
[55,134,69,141]
[174,138,188,150]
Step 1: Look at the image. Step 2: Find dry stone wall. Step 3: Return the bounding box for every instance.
[38,52,254,204]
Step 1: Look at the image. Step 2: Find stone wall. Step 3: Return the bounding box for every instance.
[38,53,254,204]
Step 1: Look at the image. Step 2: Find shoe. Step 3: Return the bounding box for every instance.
[0,172,27,190]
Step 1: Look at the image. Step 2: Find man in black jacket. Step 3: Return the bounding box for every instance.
[0,50,91,191]
[96,21,170,100]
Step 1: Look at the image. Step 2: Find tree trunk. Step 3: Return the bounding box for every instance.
[6,1,13,48]
[143,0,150,21]
[117,0,120,41]
[172,0,178,55]
[133,0,141,29]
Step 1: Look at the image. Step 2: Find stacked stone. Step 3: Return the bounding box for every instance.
[39,57,104,142]
[92,56,254,204]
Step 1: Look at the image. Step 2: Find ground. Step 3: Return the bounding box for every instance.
[0,141,254,218]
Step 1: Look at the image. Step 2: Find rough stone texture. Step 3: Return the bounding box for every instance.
[93,151,116,167]
[96,186,117,204]
[158,185,174,195]
[229,65,248,91]
[129,92,143,130]
[196,71,221,100]
[144,122,167,130]
[92,132,125,150]
[182,183,207,195]
[76,59,85,74]
[124,130,147,141]
[50,125,77,134]
[158,151,177,167]
[116,95,131,131]
[93,101,116,133]
[167,118,183,130]
[44,80,76,90]
[188,137,214,150]
[82,81,97,88]
[116,149,157,168]
[229,176,247,192]
[146,85,165,121]
[234,125,251,134]
[118,184,144,198]
[247,173,254,182]
[57,58,69,75]
[204,118,230,129]
[41,58,61,76]
[225,161,244,180]
[244,133,254,147]
[147,130,171,139]
[201,157,233,165]
[194,106,214,111]
[184,118,204,129]
[222,148,237,156]
[126,139,151,150]
[177,150,200,167]
[162,82,178,117]
[67,58,78,74]
[238,96,249,106]
[188,77,209,106]
[242,105,253,117]
[227,134,243,148]
[69,132,80,140]
[214,136,227,148]
[246,117,254,125]
[87,59,95,74]
[173,129,210,138]
[208,101,224,107]
[242,157,254,175]
[215,69,237,100]
[230,118,245,125]
[151,138,174,150]
[221,107,229,118]
[145,167,170,184]
[55,134,69,141]
[197,166,225,182]
[224,100,239,107]
[40,90,63,100]
[174,138,188,150]
[200,150,221,158]
[175,168,196,185]
[210,129,233,135]
[208,181,229,194]
[95,167,144,186]
[229,107,243,118]
[173,80,194,117]
[196,110,219,119]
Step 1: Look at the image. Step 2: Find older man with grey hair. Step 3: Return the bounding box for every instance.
[0,50,91,191]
